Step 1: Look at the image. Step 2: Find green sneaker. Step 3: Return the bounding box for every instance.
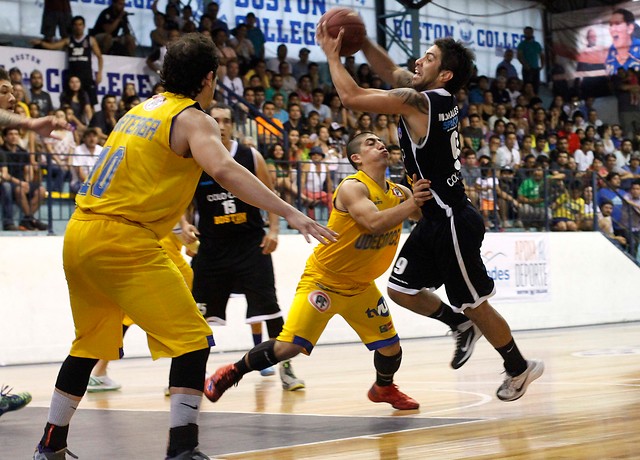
[0,384,32,417]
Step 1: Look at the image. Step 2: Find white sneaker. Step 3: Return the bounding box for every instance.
[496,359,544,402]
[87,375,121,393]
[279,360,305,391]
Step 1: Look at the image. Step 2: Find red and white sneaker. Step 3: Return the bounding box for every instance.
[367,383,419,410]
[204,364,242,402]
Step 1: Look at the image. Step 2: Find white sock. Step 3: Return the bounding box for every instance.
[47,390,80,426]
[169,393,201,428]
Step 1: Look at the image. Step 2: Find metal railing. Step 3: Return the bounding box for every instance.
[2,155,638,264]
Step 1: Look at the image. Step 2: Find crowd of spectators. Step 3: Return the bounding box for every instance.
[2,11,640,262]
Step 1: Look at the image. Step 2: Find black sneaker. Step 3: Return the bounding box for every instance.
[450,320,482,369]
[2,223,19,231]
[19,218,36,231]
[31,218,48,231]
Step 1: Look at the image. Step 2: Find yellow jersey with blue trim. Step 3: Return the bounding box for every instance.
[75,93,203,238]
[310,170,407,285]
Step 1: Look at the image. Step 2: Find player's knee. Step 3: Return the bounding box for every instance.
[273,340,303,361]
[169,347,210,392]
[247,340,280,370]
[387,287,420,309]
[55,355,99,397]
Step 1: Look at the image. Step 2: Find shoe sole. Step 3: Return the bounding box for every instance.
[497,360,545,402]
[86,387,121,393]
[260,369,276,377]
[282,382,305,391]
[451,324,483,369]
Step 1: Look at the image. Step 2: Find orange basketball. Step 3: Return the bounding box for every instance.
[319,7,366,56]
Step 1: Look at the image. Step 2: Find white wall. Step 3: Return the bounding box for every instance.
[1,232,638,365]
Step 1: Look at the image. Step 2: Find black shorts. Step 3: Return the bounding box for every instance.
[191,233,281,324]
[388,202,495,310]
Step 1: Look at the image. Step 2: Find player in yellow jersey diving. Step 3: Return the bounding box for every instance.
[205,132,432,410]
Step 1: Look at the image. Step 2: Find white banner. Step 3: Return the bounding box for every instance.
[383,0,543,79]
[2,0,542,78]
[0,46,160,104]
[482,232,551,302]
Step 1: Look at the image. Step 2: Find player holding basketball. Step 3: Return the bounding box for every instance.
[316,23,543,401]
[204,132,432,410]
[33,33,335,460]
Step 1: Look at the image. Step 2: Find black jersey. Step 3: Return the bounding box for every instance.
[397,88,467,218]
[194,140,265,242]
[68,35,93,80]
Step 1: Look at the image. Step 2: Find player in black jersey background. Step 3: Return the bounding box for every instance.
[192,105,305,392]
[317,24,543,402]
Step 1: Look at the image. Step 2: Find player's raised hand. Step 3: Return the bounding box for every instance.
[283,208,338,245]
[316,22,344,60]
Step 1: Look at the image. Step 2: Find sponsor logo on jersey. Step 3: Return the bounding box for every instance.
[379,320,394,333]
[206,191,236,202]
[354,229,401,250]
[446,171,463,187]
[438,106,459,122]
[366,296,390,318]
[213,212,247,225]
[308,290,331,312]
[143,95,166,110]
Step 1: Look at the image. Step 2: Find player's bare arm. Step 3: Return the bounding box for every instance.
[317,24,427,120]
[173,108,337,245]
[336,178,431,234]
[360,38,413,88]
[254,148,280,255]
[0,109,71,138]
[389,88,429,115]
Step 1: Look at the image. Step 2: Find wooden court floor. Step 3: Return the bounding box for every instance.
[2,322,639,459]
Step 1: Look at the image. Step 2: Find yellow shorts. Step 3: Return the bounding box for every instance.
[64,216,213,360]
[277,269,399,354]
[159,231,193,290]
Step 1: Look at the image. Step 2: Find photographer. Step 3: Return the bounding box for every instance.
[91,0,136,56]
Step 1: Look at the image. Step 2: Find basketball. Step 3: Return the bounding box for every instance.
[319,7,366,56]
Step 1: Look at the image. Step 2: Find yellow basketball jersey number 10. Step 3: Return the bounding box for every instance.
[77,146,125,198]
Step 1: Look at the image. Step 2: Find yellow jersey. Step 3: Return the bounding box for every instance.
[552,192,584,221]
[310,170,407,286]
[75,93,203,238]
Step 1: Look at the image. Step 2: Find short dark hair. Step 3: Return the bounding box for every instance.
[346,131,375,170]
[101,93,117,111]
[606,172,620,182]
[434,37,475,94]
[162,33,219,100]
[72,15,85,25]
[387,144,402,154]
[613,8,635,25]
[0,68,8,82]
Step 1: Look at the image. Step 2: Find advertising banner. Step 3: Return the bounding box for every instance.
[0,46,160,103]
[483,232,551,302]
[0,0,542,77]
